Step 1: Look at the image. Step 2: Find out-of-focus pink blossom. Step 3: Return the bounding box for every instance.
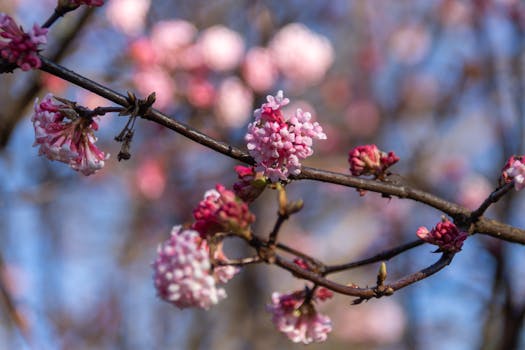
[457,174,492,210]
[177,44,204,70]
[321,77,351,110]
[41,73,68,94]
[69,0,105,6]
[348,144,399,178]
[332,299,406,344]
[269,23,334,85]
[401,73,439,111]
[214,77,253,128]
[106,0,150,36]
[389,23,431,65]
[32,94,108,176]
[267,289,333,344]
[192,184,255,238]
[501,155,525,191]
[233,165,267,203]
[135,159,166,200]
[246,91,326,182]
[128,38,156,66]
[150,20,197,68]
[133,68,175,110]
[416,218,468,253]
[439,0,472,27]
[187,77,215,108]
[0,14,47,71]
[152,226,226,310]
[198,25,244,71]
[344,100,380,138]
[242,47,278,92]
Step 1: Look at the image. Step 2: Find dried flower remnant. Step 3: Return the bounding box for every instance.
[152,226,227,310]
[0,14,47,71]
[267,289,333,344]
[245,91,326,182]
[501,155,525,191]
[32,94,108,175]
[348,144,399,178]
[192,184,255,238]
[416,218,468,253]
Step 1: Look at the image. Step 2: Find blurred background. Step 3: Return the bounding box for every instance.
[1,0,525,349]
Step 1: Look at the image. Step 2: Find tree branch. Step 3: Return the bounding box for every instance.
[35,56,525,244]
[324,239,424,275]
[273,252,453,298]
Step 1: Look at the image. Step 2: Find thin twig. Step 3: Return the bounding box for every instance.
[323,239,424,275]
[273,252,453,298]
[215,256,261,267]
[275,242,324,268]
[470,182,514,222]
[42,8,67,28]
[268,214,287,246]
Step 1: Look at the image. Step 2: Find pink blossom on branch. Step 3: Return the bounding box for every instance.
[233,165,267,203]
[267,288,333,344]
[245,91,326,182]
[192,184,255,238]
[0,14,47,71]
[348,144,399,178]
[416,218,468,253]
[32,94,108,176]
[152,226,227,310]
[501,155,525,191]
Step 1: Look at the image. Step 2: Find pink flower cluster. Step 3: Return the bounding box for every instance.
[32,94,108,176]
[192,184,255,238]
[348,144,399,177]
[501,155,525,191]
[154,185,247,309]
[152,226,227,310]
[233,165,266,203]
[69,0,105,6]
[0,14,47,71]
[416,218,468,253]
[267,288,333,344]
[245,91,326,182]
